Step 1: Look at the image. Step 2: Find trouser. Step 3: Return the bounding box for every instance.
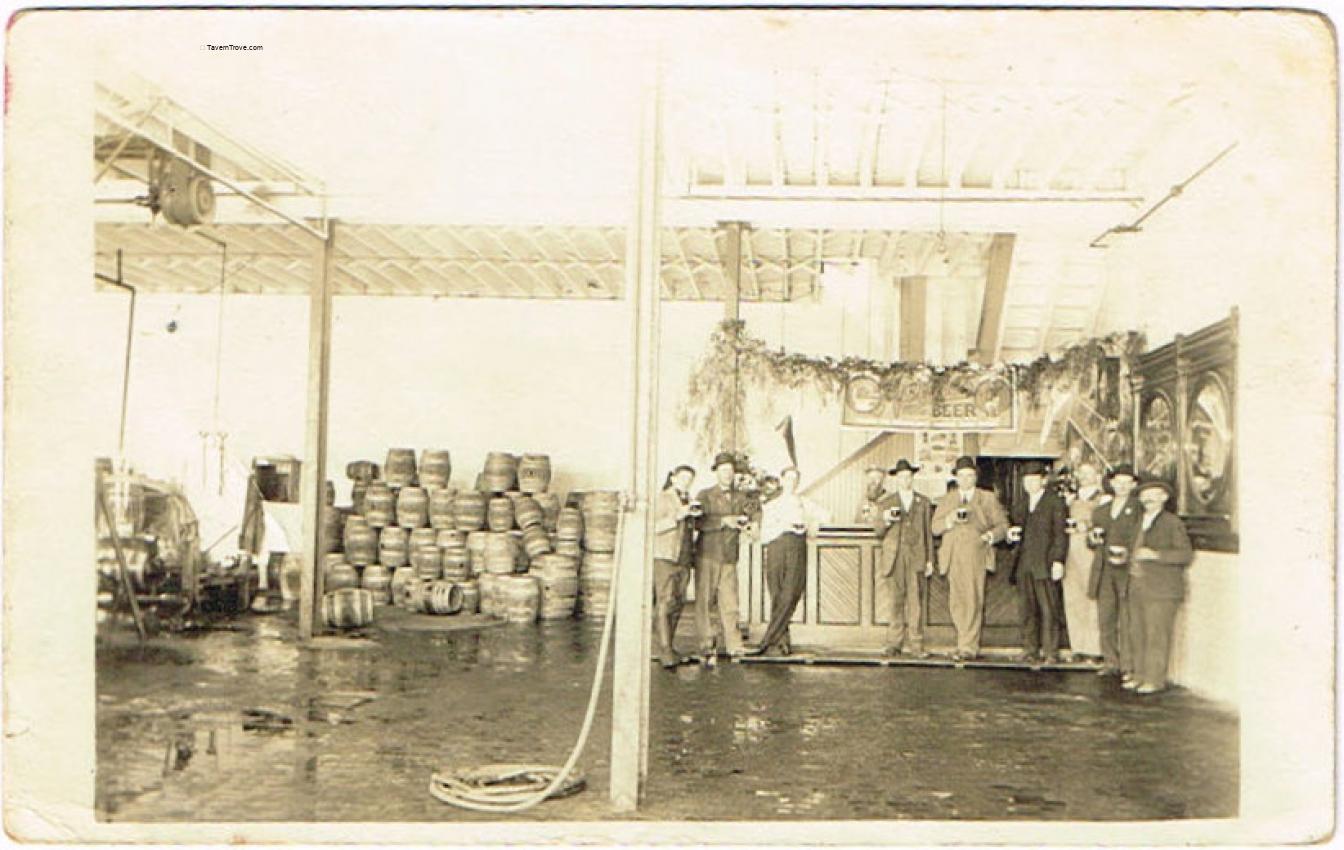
[695,555,743,653]
[882,548,925,652]
[760,535,807,651]
[1095,564,1132,672]
[1129,575,1182,687]
[1019,575,1063,657]
[946,561,986,656]
[653,558,690,663]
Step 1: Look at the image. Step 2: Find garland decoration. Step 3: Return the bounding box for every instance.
[677,319,1145,459]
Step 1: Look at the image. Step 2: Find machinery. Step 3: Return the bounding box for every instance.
[97,466,257,634]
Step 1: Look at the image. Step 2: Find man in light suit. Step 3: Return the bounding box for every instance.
[870,459,934,657]
[1126,479,1194,695]
[653,464,697,669]
[1006,461,1069,665]
[932,455,1009,661]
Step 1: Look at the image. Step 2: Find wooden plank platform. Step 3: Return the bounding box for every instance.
[735,651,1102,672]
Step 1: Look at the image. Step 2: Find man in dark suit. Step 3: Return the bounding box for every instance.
[869,459,934,658]
[693,452,759,665]
[1087,463,1142,678]
[1127,479,1194,695]
[1007,461,1069,664]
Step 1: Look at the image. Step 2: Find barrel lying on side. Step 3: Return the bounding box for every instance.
[323,588,374,628]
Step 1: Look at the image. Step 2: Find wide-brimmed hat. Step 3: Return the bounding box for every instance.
[712,452,737,470]
[887,459,919,475]
[952,456,977,473]
[1135,479,1175,500]
[1106,463,1137,481]
[1020,460,1048,478]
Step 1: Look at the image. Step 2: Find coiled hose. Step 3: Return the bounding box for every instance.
[429,499,626,813]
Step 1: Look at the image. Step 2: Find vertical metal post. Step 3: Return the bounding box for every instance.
[610,54,663,813]
[299,220,337,640]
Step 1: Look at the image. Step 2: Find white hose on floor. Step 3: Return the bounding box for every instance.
[429,499,626,813]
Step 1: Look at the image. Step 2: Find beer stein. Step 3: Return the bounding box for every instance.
[1106,544,1129,565]
[735,515,751,530]
[955,507,970,523]
[1088,526,1106,546]
[1065,517,1078,534]
[1007,525,1023,543]
[886,505,903,523]
[688,501,703,517]
[791,521,807,535]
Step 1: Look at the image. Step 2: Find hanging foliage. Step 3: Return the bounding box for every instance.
[676,319,1145,459]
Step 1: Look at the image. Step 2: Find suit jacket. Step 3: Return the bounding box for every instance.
[653,488,692,562]
[695,485,758,564]
[1086,494,1142,598]
[931,487,1008,575]
[1009,491,1068,582]
[870,490,933,577]
[1129,510,1194,600]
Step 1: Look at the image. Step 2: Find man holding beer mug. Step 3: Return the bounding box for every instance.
[748,467,829,656]
[1126,479,1194,695]
[869,459,934,658]
[1087,464,1142,679]
[931,456,1009,661]
[1006,461,1069,665]
[693,452,759,664]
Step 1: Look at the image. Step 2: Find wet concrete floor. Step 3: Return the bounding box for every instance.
[96,612,1237,821]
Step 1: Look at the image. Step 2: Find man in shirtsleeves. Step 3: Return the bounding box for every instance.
[693,452,759,665]
[652,464,698,669]
[869,459,934,658]
[931,455,1009,661]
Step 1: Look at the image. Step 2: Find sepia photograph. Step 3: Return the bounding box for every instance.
[2,6,1336,845]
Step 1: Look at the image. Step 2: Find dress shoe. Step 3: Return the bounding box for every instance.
[1121,679,1139,690]
[660,658,679,670]
[910,649,931,660]
[882,646,903,657]
[1010,652,1035,664]
[740,643,765,656]
[1096,666,1120,677]
[1136,684,1165,695]
[1040,653,1059,665]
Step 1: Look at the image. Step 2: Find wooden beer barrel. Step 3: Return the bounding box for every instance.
[390,567,415,607]
[324,479,337,507]
[521,524,552,559]
[364,483,396,528]
[378,525,409,568]
[351,481,369,516]
[453,492,487,532]
[514,496,544,530]
[483,532,519,575]
[344,523,379,566]
[517,454,552,494]
[499,575,541,623]
[361,564,392,604]
[477,573,498,617]
[412,543,443,581]
[346,460,380,483]
[556,507,584,542]
[579,551,615,620]
[404,578,430,612]
[419,450,452,490]
[482,452,518,492]
[428,487,458,529]
[435,528,465,549]
[427,580,465,615]
[555,538,583,558]
[466,531,488,574]
[385,448,417,488]
[534,493,562,531]
[323,554,359,591]
[487,496,515,532]
[510,530,530,571]
[321,507,344,554]
[322,588,374,628]
[535,553,580,620]
[441,546,470,581]
[396,486,429,529]
[459,580,480,614]
[409,527,438,550]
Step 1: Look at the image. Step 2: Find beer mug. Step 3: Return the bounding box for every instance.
[955,507,970,523]
[735,515,751,530]
[1106,544,1129,565]
[688,501,703,518]
[1088,526,1106,546]
[1007,525,1023,543]
[791,521,807,535]
[886,505,903,523]
[1065,518,1078,534]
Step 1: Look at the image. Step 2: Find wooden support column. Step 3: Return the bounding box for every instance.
[971,233,1016,365]
[298,219,337,641]
[717,220,746,449]
[899,275,928,361]
[610,59,662,813]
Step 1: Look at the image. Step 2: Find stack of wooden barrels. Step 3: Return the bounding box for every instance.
[318,447,623,627]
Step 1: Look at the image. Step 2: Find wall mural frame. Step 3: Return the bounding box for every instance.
[1132,308,1238,553]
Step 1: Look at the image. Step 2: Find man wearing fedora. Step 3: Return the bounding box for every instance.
[693,451,759,664]
[931,455,1009,661]
[869,459,934,658]
[1088,463,1142,678]
[1006,461,1069,665]
[1126,479,1194,694]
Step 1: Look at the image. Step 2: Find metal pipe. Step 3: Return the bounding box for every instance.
[1090,142,1239,248]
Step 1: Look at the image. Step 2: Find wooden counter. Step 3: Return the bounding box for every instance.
[740,526,1023,651]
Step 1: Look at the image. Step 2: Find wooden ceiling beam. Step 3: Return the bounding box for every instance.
[970,233,1016,365]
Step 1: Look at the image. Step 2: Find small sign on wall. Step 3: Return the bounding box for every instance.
[842,371,1017,431]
